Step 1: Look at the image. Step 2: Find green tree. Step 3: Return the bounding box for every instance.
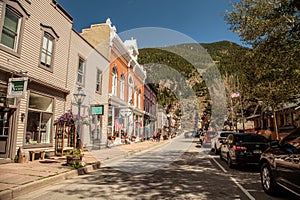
[225,0,300,138]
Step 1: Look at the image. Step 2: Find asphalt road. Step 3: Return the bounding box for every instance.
[15,135,299,200]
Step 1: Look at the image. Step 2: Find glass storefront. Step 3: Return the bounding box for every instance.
[26,93,53,145]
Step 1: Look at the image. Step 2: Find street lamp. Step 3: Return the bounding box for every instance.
[73,86,86,149]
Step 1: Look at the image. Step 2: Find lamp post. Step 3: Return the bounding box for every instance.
[73,86,86,149]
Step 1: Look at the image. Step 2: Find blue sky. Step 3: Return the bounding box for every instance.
[56,0,243,48]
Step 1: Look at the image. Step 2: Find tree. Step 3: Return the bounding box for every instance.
[225,0,300,138]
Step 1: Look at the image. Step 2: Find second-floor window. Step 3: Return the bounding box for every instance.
[128,76,133,104]
[134,89,137,107]
[77,57,85,85]
[112,67,117,96]
[40,33,54,68]
[96,69,102,94]
[138,90,141,109]
[120,74,125,100]
[1,6,21,51]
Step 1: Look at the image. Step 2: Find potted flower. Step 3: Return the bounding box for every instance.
[131,135,137,141]
[108,135,116,141]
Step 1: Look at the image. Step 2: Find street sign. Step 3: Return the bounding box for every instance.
[91,105,104,115]
[7,77,28,98]
[120,108,132,117]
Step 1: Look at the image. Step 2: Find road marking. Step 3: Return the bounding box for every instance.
[230,177,256,200]
[209,155,256,200]
[210,155,228,173]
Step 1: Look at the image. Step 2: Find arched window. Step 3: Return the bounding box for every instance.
[112,67,118,96]
[128,75,133,104]
[120,74,125,100]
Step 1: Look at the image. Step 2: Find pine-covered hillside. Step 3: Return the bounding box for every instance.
[138,41,250,128]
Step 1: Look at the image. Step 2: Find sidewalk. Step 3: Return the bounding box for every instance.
[0,139,170,200]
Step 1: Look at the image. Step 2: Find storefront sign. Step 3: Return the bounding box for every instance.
[7,77,28,98]
[91,105,104,115]
[120,108,132,117]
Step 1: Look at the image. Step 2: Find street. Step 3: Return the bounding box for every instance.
[15,135,299,200]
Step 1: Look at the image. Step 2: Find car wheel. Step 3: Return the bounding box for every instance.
[260,162,278,195]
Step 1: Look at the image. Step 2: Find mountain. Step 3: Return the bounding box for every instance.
[138,41,250,129]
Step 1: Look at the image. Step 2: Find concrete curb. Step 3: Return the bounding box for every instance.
[0,161,101,200]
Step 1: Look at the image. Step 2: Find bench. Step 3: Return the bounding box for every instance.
[29,150,45,161]
[63,147,74,155]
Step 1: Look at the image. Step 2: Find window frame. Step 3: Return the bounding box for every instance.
[40,32,55,70]
[77,56,86,86]
[39,24,58,72]
[0,0,29,57]
[96,69,102,94]
[24,91,54,148]
[120,74,125,100]
[112,67,118,96]
[128,75,133,104]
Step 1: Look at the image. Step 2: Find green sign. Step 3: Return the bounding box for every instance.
[12,81,25,91]
[91,105,104,115]
[7,77,28,98]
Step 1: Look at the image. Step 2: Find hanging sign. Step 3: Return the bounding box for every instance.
[120,108,132,117]
[7,77,28,98]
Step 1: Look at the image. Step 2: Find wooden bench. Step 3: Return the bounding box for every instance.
[29,150,45,161]
[63,147,74,155]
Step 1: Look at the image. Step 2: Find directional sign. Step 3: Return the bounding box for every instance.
[120,108,132,117]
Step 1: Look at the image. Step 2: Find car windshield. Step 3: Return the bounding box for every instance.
[281,129,300,150]
[235,134,268,143]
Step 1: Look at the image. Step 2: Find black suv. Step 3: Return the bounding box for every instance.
[220,133,269,168]
[260,128,300,197]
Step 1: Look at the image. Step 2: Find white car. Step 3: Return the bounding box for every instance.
[211,130,237,154]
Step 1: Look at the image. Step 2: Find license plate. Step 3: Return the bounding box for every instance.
[253,149,261,154]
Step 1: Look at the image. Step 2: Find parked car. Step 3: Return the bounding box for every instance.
[259,128,300,197]
[220,133,269,168]
[211,130,237,154]
[202,131,216,147]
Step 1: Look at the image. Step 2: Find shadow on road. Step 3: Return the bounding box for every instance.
[49,150,298,200]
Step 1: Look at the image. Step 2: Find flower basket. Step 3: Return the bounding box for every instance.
[131,135,137,141]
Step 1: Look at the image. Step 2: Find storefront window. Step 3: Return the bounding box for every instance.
[0,85,14,106]
[26,93,53,145]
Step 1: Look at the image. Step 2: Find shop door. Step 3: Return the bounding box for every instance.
[0,108,13,158]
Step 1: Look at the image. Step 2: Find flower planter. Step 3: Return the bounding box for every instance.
[108,136,116,141]
[66,155,83,165]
